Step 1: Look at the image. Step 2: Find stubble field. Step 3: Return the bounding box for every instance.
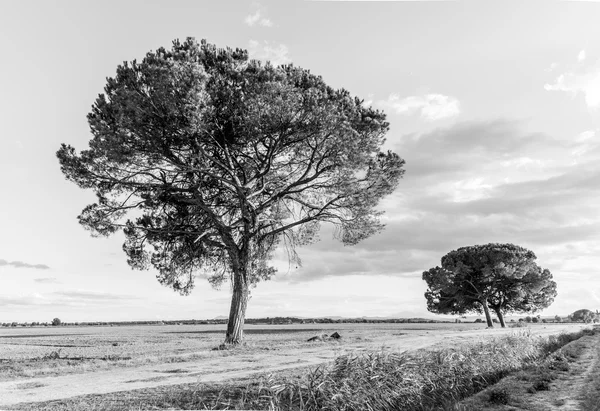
[0,322,593,409]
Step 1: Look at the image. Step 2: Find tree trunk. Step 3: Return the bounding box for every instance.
[481,299,494,328]
[493,307,506,328]
[224,271,249,345]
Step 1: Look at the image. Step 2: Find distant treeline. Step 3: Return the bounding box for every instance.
[1,317,448,327]
[3,313,595,328]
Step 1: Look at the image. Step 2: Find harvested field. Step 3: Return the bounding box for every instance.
[0,322,591,408]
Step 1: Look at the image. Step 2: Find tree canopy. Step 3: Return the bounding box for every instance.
[570,309,597,323]
[57,38,405,344]
[423,243,557,328]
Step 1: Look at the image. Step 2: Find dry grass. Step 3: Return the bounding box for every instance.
[8,329,594,411]
[263,329,585,411]
[0,325,342,381]
[6,369,303,411]
[457,327,599,411]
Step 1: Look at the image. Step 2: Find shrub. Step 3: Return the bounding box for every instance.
[42,349,63,360]
[549,356,569,372]
[534,380,550,391]
[488,387,511,404]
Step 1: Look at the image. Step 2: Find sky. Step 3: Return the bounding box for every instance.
[1,0,600,323]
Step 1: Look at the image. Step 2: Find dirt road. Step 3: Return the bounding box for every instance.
[458,327,600,410]
[0,323,589,407]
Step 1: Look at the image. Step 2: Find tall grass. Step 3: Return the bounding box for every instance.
[9,329,594,411]
[263,329,594,411]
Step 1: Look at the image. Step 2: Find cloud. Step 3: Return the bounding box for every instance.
[376,93,460,121]
[53,290,136,301]
[272,117,600,315]
[245,8,273,27]
[545,62,559,72]
[571,129,598,156]
[244,2,273,27]
[0,290,138,308]
[391,119,553,179]
[544,56,600,109]
[500,157,545,169]
[247,40,291,66]
[33,277,60,284]
[0,294,49,307]
[451,177,493,202]
[0,259,50,270]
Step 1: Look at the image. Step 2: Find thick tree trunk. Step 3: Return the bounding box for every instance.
[224,272,249,345]
[481,299,494,328]
[493,307,506,328]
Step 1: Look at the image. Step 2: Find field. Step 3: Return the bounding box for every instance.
[0,322,595,409]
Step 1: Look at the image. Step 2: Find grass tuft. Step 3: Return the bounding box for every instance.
[488,387,511,404]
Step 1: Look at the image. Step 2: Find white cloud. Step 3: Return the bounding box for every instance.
[245,10,273,27]
[376,93,460,121]
[575,129,596,142]
[500,157,544,169]
[572,129,598,156]
[545,62,559,72]
[451,177,493,202]
[0,258,50,270]
[544,57,600,109]
[578,49,586,62]
[247,40,291,66]
[361,93,374,107]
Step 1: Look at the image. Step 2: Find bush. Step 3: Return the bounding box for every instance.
[549,356,569,372]
[488,387,511,404]
[532,379,550,391]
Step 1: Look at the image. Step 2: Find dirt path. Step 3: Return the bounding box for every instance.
[0,324,589,407]
[458,328,600,410]
[516,332,599,411]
